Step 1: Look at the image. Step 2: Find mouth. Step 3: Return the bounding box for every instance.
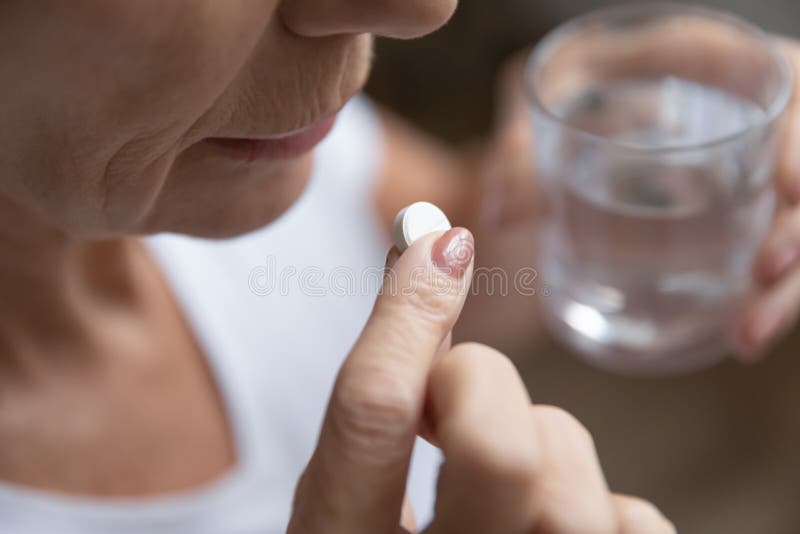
[204,114,338,162]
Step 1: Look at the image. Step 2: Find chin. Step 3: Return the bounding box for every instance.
[141,153,314,239]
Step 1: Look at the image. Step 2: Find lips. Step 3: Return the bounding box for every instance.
[205,115,338,162]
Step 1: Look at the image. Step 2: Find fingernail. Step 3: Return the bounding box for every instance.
[432,228,474,278]
[767,244,799,282]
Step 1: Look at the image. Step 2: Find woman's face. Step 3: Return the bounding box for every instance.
[0,1,456,238]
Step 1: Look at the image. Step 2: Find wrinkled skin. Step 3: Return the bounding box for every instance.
[0,0,455,238]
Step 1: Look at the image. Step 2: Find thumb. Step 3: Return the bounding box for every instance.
[289,228,475,534]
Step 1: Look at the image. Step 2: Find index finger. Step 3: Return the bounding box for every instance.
[292,228,475,534]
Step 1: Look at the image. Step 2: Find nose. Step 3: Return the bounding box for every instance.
[279,0,458,39]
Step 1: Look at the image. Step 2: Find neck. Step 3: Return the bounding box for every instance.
[0,195,141,355]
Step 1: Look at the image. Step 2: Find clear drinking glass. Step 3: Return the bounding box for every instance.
[527,4,793,375]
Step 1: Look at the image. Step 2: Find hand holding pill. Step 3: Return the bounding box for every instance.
[393,201,452,252]
[288,204,674,534]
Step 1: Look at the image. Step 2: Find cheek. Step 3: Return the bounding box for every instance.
[123,32,374,237]
[1,1,371,238]
[95,2,282,228]
[0,1,277,235]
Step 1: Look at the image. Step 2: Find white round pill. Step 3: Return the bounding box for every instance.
[392,202,452,252]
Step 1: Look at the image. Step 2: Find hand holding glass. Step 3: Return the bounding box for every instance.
[527,4,792,374]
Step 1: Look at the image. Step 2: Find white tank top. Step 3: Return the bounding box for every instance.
[0,97,442,533]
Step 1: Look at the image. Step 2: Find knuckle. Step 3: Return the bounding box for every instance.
[332,366,417,450]
[377,279,457,346]
[398,297,451,343]
[401,276,456,325]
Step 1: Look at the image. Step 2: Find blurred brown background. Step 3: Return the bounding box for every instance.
[367,2,800,533]
[368,0,799,143]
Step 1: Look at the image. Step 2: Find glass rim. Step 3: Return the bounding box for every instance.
[525,2,794,155]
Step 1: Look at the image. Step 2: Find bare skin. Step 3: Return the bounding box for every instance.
[0,237,235,495]
[7,1,776,532]
[0,0,456,497]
